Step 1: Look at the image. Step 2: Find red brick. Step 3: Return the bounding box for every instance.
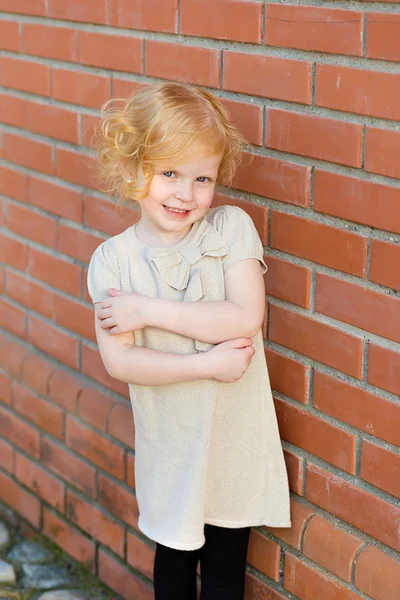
[84,195,138,236]
[127,533,155,580]
[6,271,55,320]
[266,349,310,404]
[98,550,153,600]
[23,353,54,397]
[0,20,20,52]
[126,453,136,489]
[367,13,400,61]
[0,165,28,202]
[314,370,400,447]
[284,554,361,600]
[98,474,139,530]
[275,398,356,473]
[26,101,78,144]
[271,212,367,277]
[368,343,400,397]
[112,79,142,98]
[360,439,400,498]
[41,437,96,497]
[29,176,83,223]
[81,343,130,398]
[80,31,143,73]
[7,203,57,248]
[316,273,400,343]
[0,471,41,528]
[264,255,311,309]
[48,369,83,413]
[0,438,14,473]
[43,508,95,568]
[0,0,45,15]
[247,530,280,580]
[314,170,400,235]
[306,463,400,552]
[269,305,363,378]
[4,133,54,175]
[110,0,177,33]
[233,154,311,207]
[66,416,125,479]
[108,402,135,449]
[265,109,362,167]
[316,64,400,120]
[370,239,400,291]
[15,453,64,510]
[0,94,25,128]
[220,99,263,146]
[355,545,400,600]
[0,57,50,96]
[57,224,103,263]
[0,336,30,379]
[54,295,95,342]
[213,194,268,245]
[0,298,27,338]
[13,382,64,439]
[266,496,314,549]
[23,23,78,62]
[245,574,286,600]
[81,113,101,148]
[365,127,400,180]
[29,247,82,297]
[0,404,40,458]
[223,51,312,104]
[0,372,13,406]
[66,490,124,556]
[48,0,107,24]
[78,388,116,432]
[146,40,220,88]
[283,449,304,496]
[303,515,363,582]
[265,4,363,56]
[181,0,261,43]
[53,68,110,109]
[56,148,97,189]
[28,315,79,370]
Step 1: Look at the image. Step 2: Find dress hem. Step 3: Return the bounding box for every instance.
[138,517,292,551]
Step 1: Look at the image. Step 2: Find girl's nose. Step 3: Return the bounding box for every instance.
[175,184,193,202]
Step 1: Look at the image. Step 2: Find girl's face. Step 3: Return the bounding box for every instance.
[137,153,222,247]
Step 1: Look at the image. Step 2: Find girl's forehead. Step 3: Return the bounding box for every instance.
[163,153,223,173]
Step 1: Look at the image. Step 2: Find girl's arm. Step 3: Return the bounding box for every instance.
[94,304,254,385]
[100,259,265,343]
[149,258,266,343]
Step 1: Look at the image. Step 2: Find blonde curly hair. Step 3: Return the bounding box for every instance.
[93,82,250,204]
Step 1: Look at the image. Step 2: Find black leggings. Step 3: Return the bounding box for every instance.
[153,524,251,600]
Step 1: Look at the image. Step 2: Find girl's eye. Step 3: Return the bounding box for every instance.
[163,171,176,178]
[197,176,210,183]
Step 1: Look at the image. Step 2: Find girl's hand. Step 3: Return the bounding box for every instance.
[98,288,152,334]
[206,338,255,383]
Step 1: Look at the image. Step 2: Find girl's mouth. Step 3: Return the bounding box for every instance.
[163,205,191,218]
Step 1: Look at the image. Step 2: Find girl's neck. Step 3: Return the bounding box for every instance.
[135,217,195,248]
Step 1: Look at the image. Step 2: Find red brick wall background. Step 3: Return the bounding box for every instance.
[1,1,400,599]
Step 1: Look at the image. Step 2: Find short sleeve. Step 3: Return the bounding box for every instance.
[210,205,267,274]
[87,241,121,304]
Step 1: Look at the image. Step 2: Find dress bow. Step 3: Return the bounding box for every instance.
[150,219,228,302]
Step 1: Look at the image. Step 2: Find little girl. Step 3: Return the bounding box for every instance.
[87,82,290,600]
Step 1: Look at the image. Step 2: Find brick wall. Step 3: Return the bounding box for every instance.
[1,1,400,599]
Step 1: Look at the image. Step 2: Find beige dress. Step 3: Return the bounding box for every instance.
[87,205,291,550]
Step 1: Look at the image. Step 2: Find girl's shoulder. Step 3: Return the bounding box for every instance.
[92,225,135,261]
[206,204,260,245]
